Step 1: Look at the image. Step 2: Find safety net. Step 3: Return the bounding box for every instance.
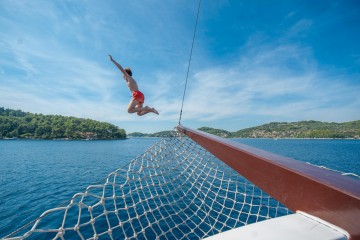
[5,130,291,240]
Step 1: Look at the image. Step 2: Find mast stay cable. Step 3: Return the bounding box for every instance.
[178,0,202,125]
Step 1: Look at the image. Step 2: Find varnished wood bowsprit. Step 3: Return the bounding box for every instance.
[177,125,360,240]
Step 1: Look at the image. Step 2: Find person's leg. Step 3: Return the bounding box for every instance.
[137,105,159,116]
[136,103,146,116]
[128,98,159,115]
[128,99,142,113]
[128,100,153,114]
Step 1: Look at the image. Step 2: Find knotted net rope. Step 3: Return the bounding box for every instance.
[5,130,291,240]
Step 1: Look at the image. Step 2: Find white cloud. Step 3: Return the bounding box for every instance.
[287,19,313,37]
[176,44,360,124]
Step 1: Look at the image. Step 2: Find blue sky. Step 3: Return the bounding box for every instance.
[1,0,359,133]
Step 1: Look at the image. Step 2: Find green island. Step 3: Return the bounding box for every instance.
[128,120,360,139]
[128,131,174,138]
[0,107,126,140]
[199,120,360,139]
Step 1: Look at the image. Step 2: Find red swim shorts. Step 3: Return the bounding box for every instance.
[132,90,145,103]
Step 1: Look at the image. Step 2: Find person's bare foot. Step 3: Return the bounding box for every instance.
[152,108,159,115]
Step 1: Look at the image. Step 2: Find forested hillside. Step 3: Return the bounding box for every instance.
[128,120,360,139]
[197,127,232,138]
[0,107,126,140]
[228,120,360,139]
[128,131,173,138]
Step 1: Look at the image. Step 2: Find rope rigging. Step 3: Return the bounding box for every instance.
[178,0,202,125]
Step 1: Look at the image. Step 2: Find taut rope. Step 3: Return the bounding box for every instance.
[178,0,202,125]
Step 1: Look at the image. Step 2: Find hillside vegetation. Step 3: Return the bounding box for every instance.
[128,120,360,139]
[0,107,126,140]
[202,120,359,139]
[128,131,174,138]
[197,127,232,138]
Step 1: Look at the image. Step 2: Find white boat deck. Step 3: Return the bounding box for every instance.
[204,212,349,240]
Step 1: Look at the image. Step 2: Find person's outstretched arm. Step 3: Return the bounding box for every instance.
[109,55,127,75]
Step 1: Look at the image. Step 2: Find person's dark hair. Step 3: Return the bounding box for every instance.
[124,67,132,76]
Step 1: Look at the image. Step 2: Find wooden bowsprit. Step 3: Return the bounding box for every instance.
[177,124,360,240]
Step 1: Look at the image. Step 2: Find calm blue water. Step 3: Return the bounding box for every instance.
[232,138,360,175]
[0,137,359,237]
[0,138,159,237]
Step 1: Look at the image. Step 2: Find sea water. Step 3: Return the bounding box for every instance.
[233,138,360,176]
[0,137,359,237]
